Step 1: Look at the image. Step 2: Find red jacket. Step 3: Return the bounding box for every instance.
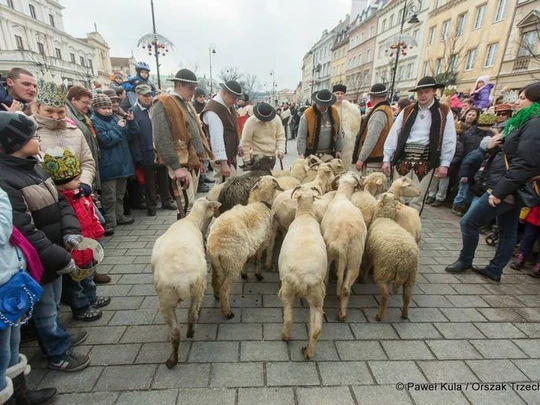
[61,189,104,267]
[526,206,540,228]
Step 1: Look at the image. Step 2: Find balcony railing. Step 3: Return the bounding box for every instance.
[513,57,530,72]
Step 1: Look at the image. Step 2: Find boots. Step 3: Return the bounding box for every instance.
[510,253,526,270]
[6,354,57,405]
[0,378,15,405]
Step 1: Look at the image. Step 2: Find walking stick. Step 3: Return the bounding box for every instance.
[171,179,186,221]
[279,157,284,170]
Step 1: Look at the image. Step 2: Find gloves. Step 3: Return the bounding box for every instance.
[80,183,93,196]
[57,258,77,275]
[63,234,83,249]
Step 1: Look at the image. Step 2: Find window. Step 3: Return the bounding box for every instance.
[484,43,498,67]
[55,48,62,59]
[37,42,45,56]
[389,15,394,27]
[413,29,420,40]
[79,56,85,66]
[456,13,466,36]
[465,48,477,70]
[518,31,539,57]
[70,53,76,63]
[369,26,374,38]
[382,19,387,31]
[428,27,436,45]
[423,61,430,76]
[435,0,443,8]
[7,0,14,8]
[49,14,55,27]
[15,35,24,50]
[29,4,36,18]
[363,70,369,85]
[435,58,442,74]
[450,54,459,71]
[474,5,486,29]
[441,20,450,41]
[494,0,508,22]
[406,63,413,79]
[367,49,372,62]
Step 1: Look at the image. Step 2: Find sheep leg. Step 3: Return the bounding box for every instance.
[402,282,413,320]
[280,285,294,341]
[375,282,390,322]
[241,263,248,280]
[335,250,346,298]
[159,297,181,369]
[219,274,236,319]
[211,266,222,300]
[265,223,278,272]
[254,248,265,281]
[187,288,204,339]
[338,264,360,322]
[303,294,323,360]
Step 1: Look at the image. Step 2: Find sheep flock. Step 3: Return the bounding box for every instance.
[152,156,421,367]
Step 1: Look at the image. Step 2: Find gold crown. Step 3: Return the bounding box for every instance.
[477,113,497,126]
[37,72,68,108]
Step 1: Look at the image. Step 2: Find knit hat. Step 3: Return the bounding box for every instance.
[0,112,37,154]
[195,87,206,98]
[477,112,497,127]
[479,136,492,151]
[91,93,112,109]
[332,84,347,93]
[37,72,69,108]
[42,147,81,185]
[135,84,152,95]
[103,89,120,101]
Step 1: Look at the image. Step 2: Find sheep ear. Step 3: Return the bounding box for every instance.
[250,178,262,192]
[291,185,302,199]
[311,187,322,197]
[272,178,284,191]
[211,201,221,209]
[376,179,383,186]
[331,174,342,190]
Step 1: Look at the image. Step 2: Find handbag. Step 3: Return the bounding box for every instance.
[504,155,540,207]
[0,249,43,330]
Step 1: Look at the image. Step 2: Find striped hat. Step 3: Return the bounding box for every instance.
[91,93,112,109]
[0,112,37,154]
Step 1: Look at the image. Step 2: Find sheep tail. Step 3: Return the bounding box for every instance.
[392,264,410,295]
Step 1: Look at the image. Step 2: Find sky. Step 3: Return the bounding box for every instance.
[61,0,351,91]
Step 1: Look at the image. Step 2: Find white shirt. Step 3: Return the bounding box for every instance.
[383,100,457,167]
[202,93,228,161]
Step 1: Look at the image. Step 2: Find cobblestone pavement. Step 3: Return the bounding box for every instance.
[22,141,540,404]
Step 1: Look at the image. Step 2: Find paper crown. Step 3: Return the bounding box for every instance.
[37,72,69,108]
[477,112,497,127]
[42,147,81,184]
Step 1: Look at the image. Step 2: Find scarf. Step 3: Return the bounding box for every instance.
[83,115,97,138]
[392,99,447,169]
[34,113,68,130]
[503,102,540,139]
[9,226,44,282]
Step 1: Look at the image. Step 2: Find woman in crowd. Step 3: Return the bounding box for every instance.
[446,82,540,282]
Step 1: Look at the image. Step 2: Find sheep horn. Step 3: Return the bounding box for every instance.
[310,186,322,196]
[271,178,284,191]
[250,177,262,192]
[291,185,302,199]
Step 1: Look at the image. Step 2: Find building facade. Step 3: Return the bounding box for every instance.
[111,56,137,78]
[418,0,517,94]
[0,0,112,87]
[300,51,314,104]
[497,0,540,93]
[330,29,349,90]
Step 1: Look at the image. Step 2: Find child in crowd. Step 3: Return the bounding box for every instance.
[511,205,540,277]
[42,148,111,321]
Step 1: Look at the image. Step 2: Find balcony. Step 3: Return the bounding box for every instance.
[513,56,530,72]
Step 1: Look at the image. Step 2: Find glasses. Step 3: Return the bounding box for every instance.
[496,112,511,116]
[76,99,92,106]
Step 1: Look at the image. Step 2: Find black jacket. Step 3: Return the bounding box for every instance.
[489,116,540,200]
[453,126,493,165]
[0,154,80,284]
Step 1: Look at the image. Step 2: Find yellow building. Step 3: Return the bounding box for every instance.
[418,0,517,94]
[330,29,349,89]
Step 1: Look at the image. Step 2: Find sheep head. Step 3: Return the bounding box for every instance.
[328,158,345,175]
[374,192,399,220]
[306,155,323,168]
[390,177,421,198]
[290,159,310,181]
[364,172,388,196]
[192,198,221,231]
[248,175,284,205]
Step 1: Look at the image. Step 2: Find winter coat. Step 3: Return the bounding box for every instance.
[472,83,494,110]
[453,126,493,164]
[32,115,96,187]
[91,113,138,181]
[0,154,80,284]
[459,148,487,182]
[488,116,540,201]
[131,103,156,166]
[60,189,104,267]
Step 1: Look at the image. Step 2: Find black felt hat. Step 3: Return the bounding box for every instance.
[332,84,347,93]
[311,89,336,107]
[253,102,276,122]
[369,83,388,96]
[169,69,198,84]
[220,81,243,98]
[409,76,445,92]
[0,112,37,154]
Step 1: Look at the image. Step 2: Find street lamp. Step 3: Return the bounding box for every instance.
[270,70,275,105]
[388,0,421,102]
[209,44,216,95]
[137,0,174,89]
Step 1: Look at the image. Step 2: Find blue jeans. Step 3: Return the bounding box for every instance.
[453,182,473,206]
[0,326,20,390]
[459,192,520,277]
[33,276,71,361]
[68,275,97,314]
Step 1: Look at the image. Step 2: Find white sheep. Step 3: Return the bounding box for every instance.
[207,176,282,319]
[366,193,419,321]
[152,198,221,369]
[387,177,422,243]
[321,173,367,321]
[279,186,327,359]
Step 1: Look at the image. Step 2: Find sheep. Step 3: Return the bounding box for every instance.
[278,186,327,359]
[272,158,310,180]
[303,157,344,183]
[349,172,389,228]
[362,172,388,196]
[313,191,336,223]
[207,175,282,319]
[366,193,419,321]
[321,173,367,321]
[152,198,221,369]
[386,177,422,243]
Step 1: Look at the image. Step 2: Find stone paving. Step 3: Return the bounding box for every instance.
[21,141,540,404]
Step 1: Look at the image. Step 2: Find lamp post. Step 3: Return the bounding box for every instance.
[270,70,275,105]
[137,0,174,89]
[209,44,216,95]
[388,0,420,102]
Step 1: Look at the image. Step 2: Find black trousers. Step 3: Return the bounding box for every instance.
[143,164,171,209]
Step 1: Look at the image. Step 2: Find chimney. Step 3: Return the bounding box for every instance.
[351,0,368,19]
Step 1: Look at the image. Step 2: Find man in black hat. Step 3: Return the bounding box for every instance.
[382,76,457,212]
[297,89,342,159]
[152,68,213,214]
[352,83,394,174]
[333,84,361,170]
[238,102,285,169]
[201,81,243,182]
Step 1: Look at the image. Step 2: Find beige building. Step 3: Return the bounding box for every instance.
[419,0,517,94]
[330,29,349,89]
[346,5,379,102]
[300,51,314,104]
[497,0,540,93]
[111,56,137,78]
